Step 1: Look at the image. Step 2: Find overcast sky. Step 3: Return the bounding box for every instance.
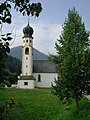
[2,0,90,54]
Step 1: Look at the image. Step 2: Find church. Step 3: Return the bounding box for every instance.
[17,23,58,89]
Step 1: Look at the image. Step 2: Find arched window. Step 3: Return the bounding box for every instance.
[25,47,29,54]
[38,74,41,82]
[26,39,28,42]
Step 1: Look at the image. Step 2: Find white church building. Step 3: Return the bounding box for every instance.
[17,23,58,89]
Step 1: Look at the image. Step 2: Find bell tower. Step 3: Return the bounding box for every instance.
[22,22,33,76]
[18,22,35,89]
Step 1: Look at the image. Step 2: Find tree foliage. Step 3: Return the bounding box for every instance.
[0,0,42,84]
[0,98,15,120]
[50,8,90,112]
[5,55,21,75]
[4,70,18,86]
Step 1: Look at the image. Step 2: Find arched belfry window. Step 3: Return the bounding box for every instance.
[26,39,28,42]
[25,47,29,55]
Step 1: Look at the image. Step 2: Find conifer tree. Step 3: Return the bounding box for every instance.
[50,8,90,112]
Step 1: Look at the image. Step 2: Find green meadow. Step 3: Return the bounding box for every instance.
[0,88,90,120]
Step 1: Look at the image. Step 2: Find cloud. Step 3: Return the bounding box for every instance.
[33,22,62,54]
[10,22,62,55]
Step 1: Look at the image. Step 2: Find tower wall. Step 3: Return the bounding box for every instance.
[22,37,33,76]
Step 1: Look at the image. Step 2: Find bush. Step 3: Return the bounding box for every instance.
[0,99,15,120]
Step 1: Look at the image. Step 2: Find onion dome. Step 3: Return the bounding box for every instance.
[23,23,34,38]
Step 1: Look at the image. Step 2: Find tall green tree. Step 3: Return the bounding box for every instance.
[0,0,42,84]
[50,8,90,112]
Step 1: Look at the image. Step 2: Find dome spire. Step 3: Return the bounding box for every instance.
[23,20,34,38]
[28,18,29,25]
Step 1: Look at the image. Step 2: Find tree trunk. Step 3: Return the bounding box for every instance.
[76,97,80,113]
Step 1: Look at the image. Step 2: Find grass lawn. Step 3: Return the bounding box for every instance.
[0,88,90,120]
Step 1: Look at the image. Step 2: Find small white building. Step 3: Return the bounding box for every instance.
[17,23,58,89]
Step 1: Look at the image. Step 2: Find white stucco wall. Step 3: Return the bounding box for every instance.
[22,37,33,76]
[22,54,32,76]
[33,73,57,88]
[17,80,35,89]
